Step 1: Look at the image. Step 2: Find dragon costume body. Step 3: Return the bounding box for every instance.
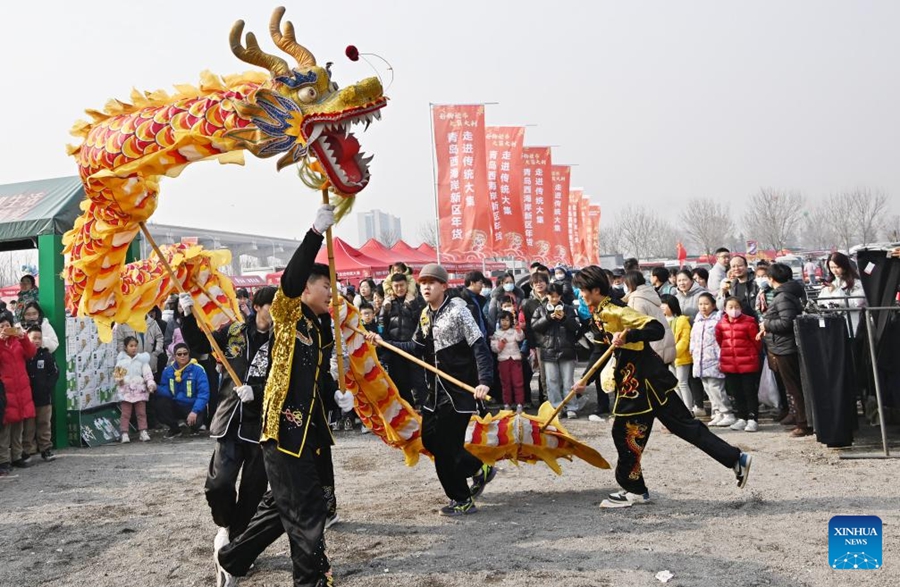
[63,7,607,476]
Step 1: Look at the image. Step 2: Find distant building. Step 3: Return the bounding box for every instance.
[358,209,402,245]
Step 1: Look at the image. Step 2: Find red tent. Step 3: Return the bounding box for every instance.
[358,239,400,266]
[390,240,435,269]
[265,237,389,284]
[408,243,507,274]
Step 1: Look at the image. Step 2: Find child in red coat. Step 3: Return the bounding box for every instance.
[715,297,762,432]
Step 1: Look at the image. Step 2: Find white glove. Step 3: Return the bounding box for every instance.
[235,385,254,403]
[334,389,354,412]
[178,293,194,314]
[313,204,336,234]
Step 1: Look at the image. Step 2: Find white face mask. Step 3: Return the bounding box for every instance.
[726,308,742,319]
[755,277,769,288]
[555,273,566,281]
[623,284,631,295]
[503,283,515,292]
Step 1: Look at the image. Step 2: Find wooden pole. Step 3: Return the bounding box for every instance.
[322,188,346,393]
[138,223,243,387]
[351,326,492,401]
[540,345,614,432]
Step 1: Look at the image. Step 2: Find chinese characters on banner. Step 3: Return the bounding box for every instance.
[568,188,585,266]
[588,204,602,265]
[549,166,572,266]
[485,127,526,259]
[579,194,593,267]
[521,147,553,263]
[431,105,493,261]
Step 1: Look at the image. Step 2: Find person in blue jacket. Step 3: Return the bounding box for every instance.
[158,342,210,438]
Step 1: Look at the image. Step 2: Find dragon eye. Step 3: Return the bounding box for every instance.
[298,86,318,103]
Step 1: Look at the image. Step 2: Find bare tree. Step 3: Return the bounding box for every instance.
[742,188,806,251]
[417,221,438,248]
[847,187,889,246]
[678,198,735,256]
[598,226,623,256]
[820,192,857,252]
[884,214,900,243]
[802,204,839,250]
[378,226,401,248]
[613,207,679,260]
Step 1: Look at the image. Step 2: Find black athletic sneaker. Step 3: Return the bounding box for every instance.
[0,463,10,476]
[734,452,753,489]
[11,458,32,469]
[41,450,56,462]
[439,498,477,516]
[164,428,183,440]
[469,464,496,498]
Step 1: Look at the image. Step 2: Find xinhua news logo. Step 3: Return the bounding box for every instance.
[829,515,882,570]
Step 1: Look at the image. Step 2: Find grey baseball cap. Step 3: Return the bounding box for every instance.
[418,263,449,283]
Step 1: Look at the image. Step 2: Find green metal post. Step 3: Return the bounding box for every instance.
[37,234,68,449]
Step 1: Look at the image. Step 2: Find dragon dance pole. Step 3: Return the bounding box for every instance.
[540,345,614,432]
[138,223,243,387]
[350,326,492,401]
[322,187,346,393]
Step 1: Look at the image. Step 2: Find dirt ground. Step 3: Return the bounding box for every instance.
[1,401,897,587]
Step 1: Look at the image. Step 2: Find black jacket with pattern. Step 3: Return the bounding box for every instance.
[413,296,493,414]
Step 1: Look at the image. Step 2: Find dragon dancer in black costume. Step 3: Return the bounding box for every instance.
[215,204,351,587]
[573,266,753,509]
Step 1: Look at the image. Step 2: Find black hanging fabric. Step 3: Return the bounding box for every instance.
[855,248,900,408]
[795,315,857,447]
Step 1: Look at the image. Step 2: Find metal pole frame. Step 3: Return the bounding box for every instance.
[815,305,900,459]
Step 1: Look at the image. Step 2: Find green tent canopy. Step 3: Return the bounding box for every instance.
[0,175,83,249]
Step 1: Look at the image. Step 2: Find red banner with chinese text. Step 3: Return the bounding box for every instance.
[521,147,553,262]
[432,105,493,261]
[485,127,526,259]
[568,188,586,266]
[549,166,572,267]
[588,204,602,265]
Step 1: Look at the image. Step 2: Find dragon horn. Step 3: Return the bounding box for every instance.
[269,6,316,68]
[230,19,291,77]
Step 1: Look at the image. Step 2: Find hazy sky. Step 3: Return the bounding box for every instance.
[1,1,897,248]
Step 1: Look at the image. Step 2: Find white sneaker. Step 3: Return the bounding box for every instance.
[503,404,511,411]
[729,419,747,431]
[717,414,737,427]
[214,549,239,587]
[600,490,651,508]
[709,413,723,426]
[566,410,577,419]
[120,433,130,444]
[744,420,759,432]
[692,406,706,418]
[139,430,151,442]
[214,527,229,555]
[588,414,605,423]
[325,512,341,529]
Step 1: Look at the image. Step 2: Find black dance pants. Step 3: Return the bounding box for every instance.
[612,391,742,495]
[421,403,483,502]
[204,431,269,540]
[218,441,331,587]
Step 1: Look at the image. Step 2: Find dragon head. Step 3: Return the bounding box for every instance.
[227,7,386,195]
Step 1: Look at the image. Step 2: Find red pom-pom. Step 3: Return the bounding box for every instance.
[345,45,360,61]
